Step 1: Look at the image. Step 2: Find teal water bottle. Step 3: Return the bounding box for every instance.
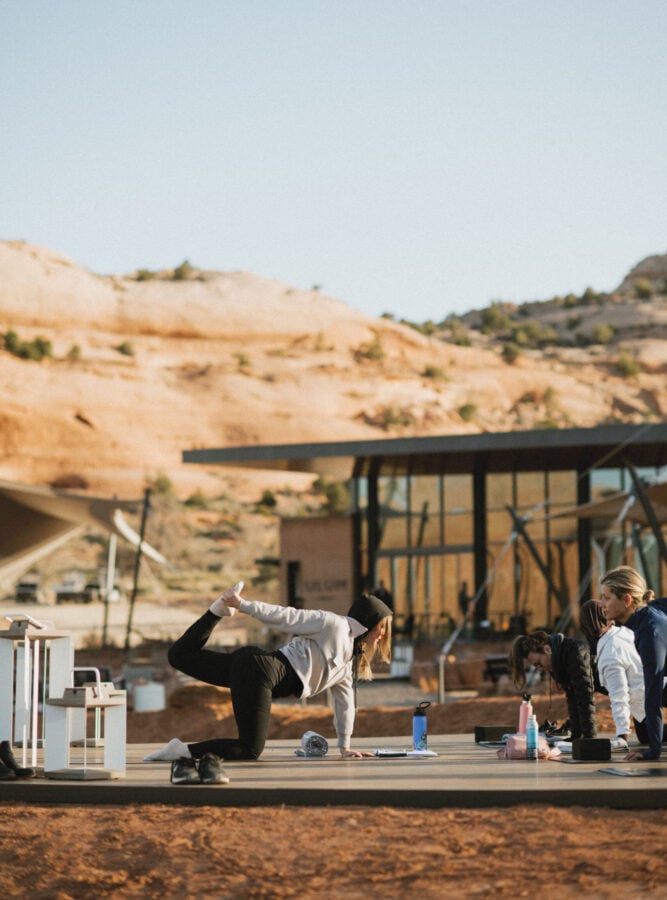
[526,713,539,761]
[412,701,431,751]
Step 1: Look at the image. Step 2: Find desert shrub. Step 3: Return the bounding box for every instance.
[543,386,557,406]
[615,350,640,377]
[634,278,652,299]
[458,403,477,422]
[313,477,350,514]
[314,332,326,351]
[566,315,582,330]
[590,323,615,345]
[66,344,82,361]
[354,335,385,362]
[184,489,209,509]
[235,352,251,370]
[511,320,558,348]
[381,405,415,429]
[563,293,580,308]
[2,330,53,361]
[401,318,438,336]
[172,259,194,281]
[135,269,156,281]
[149,472,173,495]
[481,303,512,334]
[422,364,447,380]
[580,287,601,304]
[258,489,277,509]
[2,329,20,353]
[502,342,521,364]
[116,341,134,357]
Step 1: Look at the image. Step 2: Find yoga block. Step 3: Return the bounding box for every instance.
[572,738,611,761]
[474,725,514,743]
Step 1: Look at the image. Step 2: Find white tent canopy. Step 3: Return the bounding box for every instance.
[0,479,168,589]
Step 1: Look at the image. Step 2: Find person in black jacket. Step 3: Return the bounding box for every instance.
[509,630,597,740]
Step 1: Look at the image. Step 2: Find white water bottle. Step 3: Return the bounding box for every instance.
[526,714,539,761]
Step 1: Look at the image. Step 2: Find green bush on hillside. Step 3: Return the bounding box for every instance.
[1,329,53,361]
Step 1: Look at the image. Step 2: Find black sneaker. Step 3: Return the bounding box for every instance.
[0,741,34,778]
[198,753,230,785]
[170,757,200,785]
[541,719,572,739]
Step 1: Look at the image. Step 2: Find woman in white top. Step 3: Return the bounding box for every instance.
[579,599,646,748]
[145,585,393,765]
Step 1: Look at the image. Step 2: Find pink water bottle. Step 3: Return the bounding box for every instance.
[518,693,533,734]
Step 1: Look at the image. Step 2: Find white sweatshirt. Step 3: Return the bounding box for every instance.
[596,625,645,737]
[237,598,367,749]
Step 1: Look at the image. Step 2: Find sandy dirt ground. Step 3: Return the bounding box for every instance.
[2,688,666,898]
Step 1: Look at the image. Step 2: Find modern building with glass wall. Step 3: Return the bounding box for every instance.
[184,423,667,640]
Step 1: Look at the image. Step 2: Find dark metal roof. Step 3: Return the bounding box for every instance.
[183,422,667,478]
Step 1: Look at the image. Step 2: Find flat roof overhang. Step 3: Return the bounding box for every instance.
[183,422,667,479]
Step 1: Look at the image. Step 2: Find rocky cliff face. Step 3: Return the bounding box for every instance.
[1,239,665,499]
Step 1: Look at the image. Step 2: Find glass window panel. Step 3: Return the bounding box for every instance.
[486,473,514,510]
[410,476,441,514]
[443,510,473,545]
[409,511,441,547]
[515,471,546,511]
[378,474,408,512]
[590,467,625,500]
[378,515,408,551]
[444,474,472,512]
[444,474,473,544]
[487,509,515,544]
[546,471,578,507]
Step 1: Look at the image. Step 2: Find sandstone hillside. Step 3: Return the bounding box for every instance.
[1,240,665,502]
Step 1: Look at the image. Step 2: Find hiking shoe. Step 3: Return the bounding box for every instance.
[542,719,571,739]
[0,741,34,778]
[199,753,230,785]
[611,737,629,752]
[170,757,200,785]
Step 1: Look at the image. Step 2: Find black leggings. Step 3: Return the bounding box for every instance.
[167,611,302,760]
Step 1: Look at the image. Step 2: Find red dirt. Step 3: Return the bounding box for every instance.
[3,688,664,898]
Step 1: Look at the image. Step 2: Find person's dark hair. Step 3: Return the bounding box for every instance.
[579,599,609,655]
[508,630,550,689]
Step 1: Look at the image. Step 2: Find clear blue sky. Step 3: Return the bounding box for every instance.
[2,1,666,322]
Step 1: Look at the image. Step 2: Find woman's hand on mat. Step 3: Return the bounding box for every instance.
[340,748,375,759]
[624,750,647,761]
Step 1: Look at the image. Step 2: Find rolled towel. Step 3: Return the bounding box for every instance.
[295,730,329,757]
